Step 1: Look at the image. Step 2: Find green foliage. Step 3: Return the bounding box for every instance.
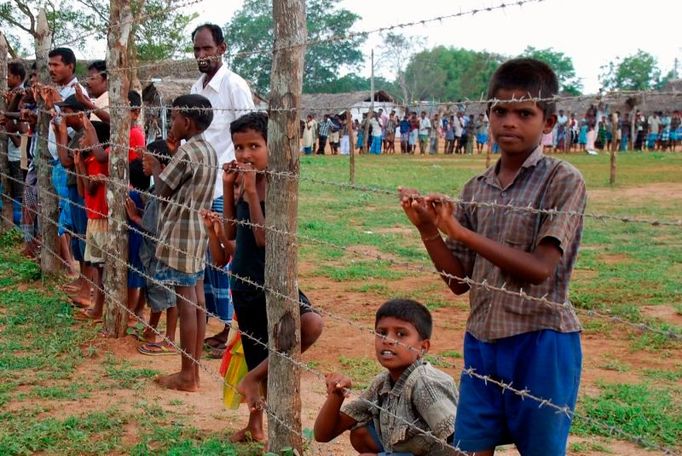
[403,46,505,102]
[0,0,195,62]
[338,356,382,389]
[225,0,366,94]
[520,46,582,95]
[312,74,398,95]
[600,49,662,91]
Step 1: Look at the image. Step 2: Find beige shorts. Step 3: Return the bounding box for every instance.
[84,218,108,264]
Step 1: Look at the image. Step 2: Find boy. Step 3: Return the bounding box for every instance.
[128,139,178,356]
[143,94,217,391]
[314,299,458,455]
[71,112,108,322]
[400,58,586,456]
[221,112,323,442]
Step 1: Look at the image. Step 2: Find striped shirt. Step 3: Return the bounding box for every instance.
[155,135,218,274]
[342,360,458,455]
[446,146,586,342]
[318,118,333,137]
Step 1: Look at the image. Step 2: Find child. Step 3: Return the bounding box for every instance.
[221,112,323,442]
[314,299,458,455]
[127,139,178,355]
[400,58,586,456]
[71,112,107,322]
[143,94,217,391]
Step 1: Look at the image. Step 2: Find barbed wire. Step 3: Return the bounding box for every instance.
[1,184,679,454]
[5,90,682,119]
[3,203,677,455]
[0,192,468,456]
[2,150,680,340]
[4,132,679,228]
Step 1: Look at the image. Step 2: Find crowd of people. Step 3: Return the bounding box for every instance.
[0,19,671,454]
[301,103,681,157]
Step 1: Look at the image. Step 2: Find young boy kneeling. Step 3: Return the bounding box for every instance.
[315,299,458,455]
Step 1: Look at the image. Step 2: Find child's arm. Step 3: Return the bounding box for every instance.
[201,210,234,267]
[125,196,142,226]
[400,188,471,295]
[428,195,561,285]
[239,163,266,248]
[222,161,239,240]
[314,373,357,442]
[73,150,86,198]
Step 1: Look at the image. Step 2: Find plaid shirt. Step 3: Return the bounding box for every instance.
[342,360,458,455]
[318,118,333,137]
[155,135,217,274]
[446,146,585,342]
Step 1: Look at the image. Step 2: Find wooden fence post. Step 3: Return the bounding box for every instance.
[0,32,12,231]
[266,0,306,452]
[35,9,60,274]
[347,110,355,184]
[103,0,132,337]
[610,113,618,185]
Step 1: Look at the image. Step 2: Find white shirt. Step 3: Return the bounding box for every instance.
[191,64,255,199]
[418,117,431,135]
[453,116,463,137]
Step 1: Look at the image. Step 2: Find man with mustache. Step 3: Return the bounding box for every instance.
[190,23,255,355]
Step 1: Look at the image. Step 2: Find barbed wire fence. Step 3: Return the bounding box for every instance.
[0,0,681,454]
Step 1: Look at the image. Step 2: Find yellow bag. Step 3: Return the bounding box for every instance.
[223,337,248,409]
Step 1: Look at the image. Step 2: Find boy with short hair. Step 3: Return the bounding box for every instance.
[143,94,218,391]
[220,112,323,442]
[314,298,458,455]
[401,58,586,456]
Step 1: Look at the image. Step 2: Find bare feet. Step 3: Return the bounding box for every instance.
[155,371,198,392]
[238,374,264,412]
[74,308,102,322]
[230,426,265,443]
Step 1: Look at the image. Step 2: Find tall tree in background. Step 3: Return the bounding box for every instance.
[225,0,366,94]
[520,46,582,95]
[600,49,662,91]
[0,0,196,61]
[403,47,504,102]
[377,32,425,104]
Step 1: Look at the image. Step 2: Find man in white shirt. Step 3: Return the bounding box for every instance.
[190,23,254,354]
[418,111,431,154]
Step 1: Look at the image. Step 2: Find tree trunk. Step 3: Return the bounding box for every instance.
[0,32,12,231]
[35,10,60,274]
[265,0,306,452]
[103,0,132,337]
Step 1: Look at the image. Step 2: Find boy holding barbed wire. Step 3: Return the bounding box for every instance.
[401,58,586,456]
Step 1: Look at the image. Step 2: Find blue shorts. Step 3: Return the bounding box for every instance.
[365,422,413,456]
[67,185,87,262]
[154,261,204,287]
[454,330,581,456]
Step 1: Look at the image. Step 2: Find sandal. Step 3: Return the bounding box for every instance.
[138,342,177,356]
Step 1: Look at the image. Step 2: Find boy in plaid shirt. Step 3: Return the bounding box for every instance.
[401,58,586,455]
[143,94,218,391]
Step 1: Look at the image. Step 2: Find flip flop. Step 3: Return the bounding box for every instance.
[138,342,177,356]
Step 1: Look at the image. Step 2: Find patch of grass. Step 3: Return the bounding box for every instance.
[573,382,681,447]
[318,260,405,282]
[641,367,682,382]
[349,283,390,294]
[569,440,612,454]
[31,383,90,401]
[104,356,159,389]
[338,356,382,389]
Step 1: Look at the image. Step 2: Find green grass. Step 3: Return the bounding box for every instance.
[103,355,160,389]
[573,382,682,448]
[337,355,382,389]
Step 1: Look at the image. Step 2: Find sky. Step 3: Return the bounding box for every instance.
[73,0,680,94]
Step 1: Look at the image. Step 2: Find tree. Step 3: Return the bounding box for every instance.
[0,0,196,62]
[377,32,425,104]
[520,46,582,95]
[225,0,366,94]
[600,49,662,91]
[311,74,397,94]
[402,46,505,102]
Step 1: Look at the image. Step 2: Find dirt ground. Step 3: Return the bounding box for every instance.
[14,181,682,455]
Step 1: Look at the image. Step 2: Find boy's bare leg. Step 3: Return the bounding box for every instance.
[230,407,264,443]
[127,287,141,327]
[194,280,207,388]
[82,265,104,319]
[156,285,199,392]
[166,306,178,343]
[238,311,323,412]
[142,311,162,341]
[71,262,93,307]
